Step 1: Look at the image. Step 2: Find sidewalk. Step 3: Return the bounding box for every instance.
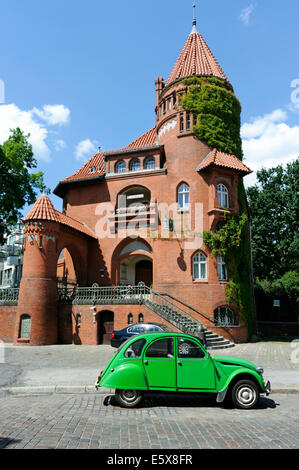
[0,342,298,396]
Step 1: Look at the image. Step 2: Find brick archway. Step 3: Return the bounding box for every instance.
[15,195,97,345]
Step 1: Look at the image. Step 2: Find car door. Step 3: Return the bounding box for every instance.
[176,337,216,391]
[143,337,176,389]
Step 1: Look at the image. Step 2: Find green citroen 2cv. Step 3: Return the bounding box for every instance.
[95,332,271,409]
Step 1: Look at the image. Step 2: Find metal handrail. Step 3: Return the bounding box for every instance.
[148,290,202,327]
[57,284,203,329]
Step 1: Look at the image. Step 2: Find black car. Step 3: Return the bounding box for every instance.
[110,323,172,348]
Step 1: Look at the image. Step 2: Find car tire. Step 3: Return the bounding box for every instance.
[231,379,260,410]
[115,389,143,408]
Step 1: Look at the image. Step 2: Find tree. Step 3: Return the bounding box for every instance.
[0,128,49,244]
[247,160,299,281]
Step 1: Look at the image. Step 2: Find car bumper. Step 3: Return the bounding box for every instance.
[264,380,271,396]
[110,339,121,348]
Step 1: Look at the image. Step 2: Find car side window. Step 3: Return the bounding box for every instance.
[124,338,146,358]
[177,338,205,359]
[145,338,174,358]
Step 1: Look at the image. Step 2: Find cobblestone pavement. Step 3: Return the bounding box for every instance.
[0,393,298,449]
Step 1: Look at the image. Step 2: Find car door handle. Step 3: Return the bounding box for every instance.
[144,360,148,365]
[177,361,182,366]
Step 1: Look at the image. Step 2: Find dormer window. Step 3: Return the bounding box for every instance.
[129,159,140,172]
[115,161,126,173]
[144,156,155,170]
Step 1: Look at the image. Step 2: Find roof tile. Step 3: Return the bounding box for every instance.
[197,149,252,174]
[166,31,229,86]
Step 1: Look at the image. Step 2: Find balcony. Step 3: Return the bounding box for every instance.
[109,203,158,234]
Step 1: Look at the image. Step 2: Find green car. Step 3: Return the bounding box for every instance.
[96,332,271,409]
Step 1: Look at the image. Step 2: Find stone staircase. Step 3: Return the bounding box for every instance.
[144,291,234,350]
[204,328,235,350]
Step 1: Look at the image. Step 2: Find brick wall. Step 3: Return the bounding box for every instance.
[0,306,17,342]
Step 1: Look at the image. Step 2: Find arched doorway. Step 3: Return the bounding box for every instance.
[98,310,114,345]
[120,255,153,286]
[135,260,152,286]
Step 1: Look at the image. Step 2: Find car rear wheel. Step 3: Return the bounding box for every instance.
[231,379,260,409]
[115,389,143,408]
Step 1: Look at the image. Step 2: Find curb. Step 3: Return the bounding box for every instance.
[1,385,299,397]
[0,385,113,396]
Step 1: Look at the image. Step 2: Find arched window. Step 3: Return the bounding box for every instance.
[217,184,229,208]
[138,313,144,323]
[129,159,140,172]
[192,252,207,280]
[128,313,133,324]
[214,306,237,326]
[178,183,190,210]
[217,256,228,281]
[19,314,31,339]
[144,156,155,170]
[115,161,126,173]
[76,313,81,325]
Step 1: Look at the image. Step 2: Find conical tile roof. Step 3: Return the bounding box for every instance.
[23,195,97,238]
[23,195,59,222]
[166,31,229,86]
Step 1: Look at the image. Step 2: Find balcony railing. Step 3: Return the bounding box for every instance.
[58,284,151,305]
[108,204,158,234]
[0,288,19,305]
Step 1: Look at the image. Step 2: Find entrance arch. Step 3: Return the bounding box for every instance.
[112,237,153,286]
[97,310,114,345]
[120,255,153,286]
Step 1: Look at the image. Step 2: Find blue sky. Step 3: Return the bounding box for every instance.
[1,0,299,212]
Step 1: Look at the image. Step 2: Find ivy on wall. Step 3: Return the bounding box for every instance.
[179,77,243,159]
[179,76,254,337]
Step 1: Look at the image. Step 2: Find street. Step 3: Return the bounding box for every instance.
[0,392,298,449]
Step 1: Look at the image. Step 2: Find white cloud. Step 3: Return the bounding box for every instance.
[32,104,70,125]
[239,4,255,25]
[241,109,299,186]
[54,139,67,151]
[0,103,70,162]
[75,139,99,161]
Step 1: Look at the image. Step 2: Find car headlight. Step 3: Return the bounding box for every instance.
[256,366,264,375]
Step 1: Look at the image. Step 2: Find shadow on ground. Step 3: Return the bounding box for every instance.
[104,392,278,410]
[0,437,21,449]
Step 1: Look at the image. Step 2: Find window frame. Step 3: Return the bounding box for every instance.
[217,183,229,208]
[129,158,141,172]
[192,251,207,281]
[145,337,174,359]
[217,255,228,282]
[144,156,156,170]
[115,160,126,174]
[177,183,190,211]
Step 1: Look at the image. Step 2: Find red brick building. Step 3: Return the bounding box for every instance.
[0,12,253,347]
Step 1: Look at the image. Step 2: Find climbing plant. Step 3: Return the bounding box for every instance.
[179,76,254,337]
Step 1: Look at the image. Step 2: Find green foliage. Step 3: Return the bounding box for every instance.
[179,77,243,159]
[247,160,299,281]
[0,128,49,244]
[180,77,254,336]
[203,213,247,259]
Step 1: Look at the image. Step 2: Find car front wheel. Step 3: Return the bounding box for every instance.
[231,379,260,409]
[115,389,143,408]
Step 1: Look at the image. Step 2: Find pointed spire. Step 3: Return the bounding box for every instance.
[165,3,229,86]
[191,2,199,34]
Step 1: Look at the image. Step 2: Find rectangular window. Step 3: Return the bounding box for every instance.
[217,256,228,281]
[186,112,191,131]
[180,113,184,132]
